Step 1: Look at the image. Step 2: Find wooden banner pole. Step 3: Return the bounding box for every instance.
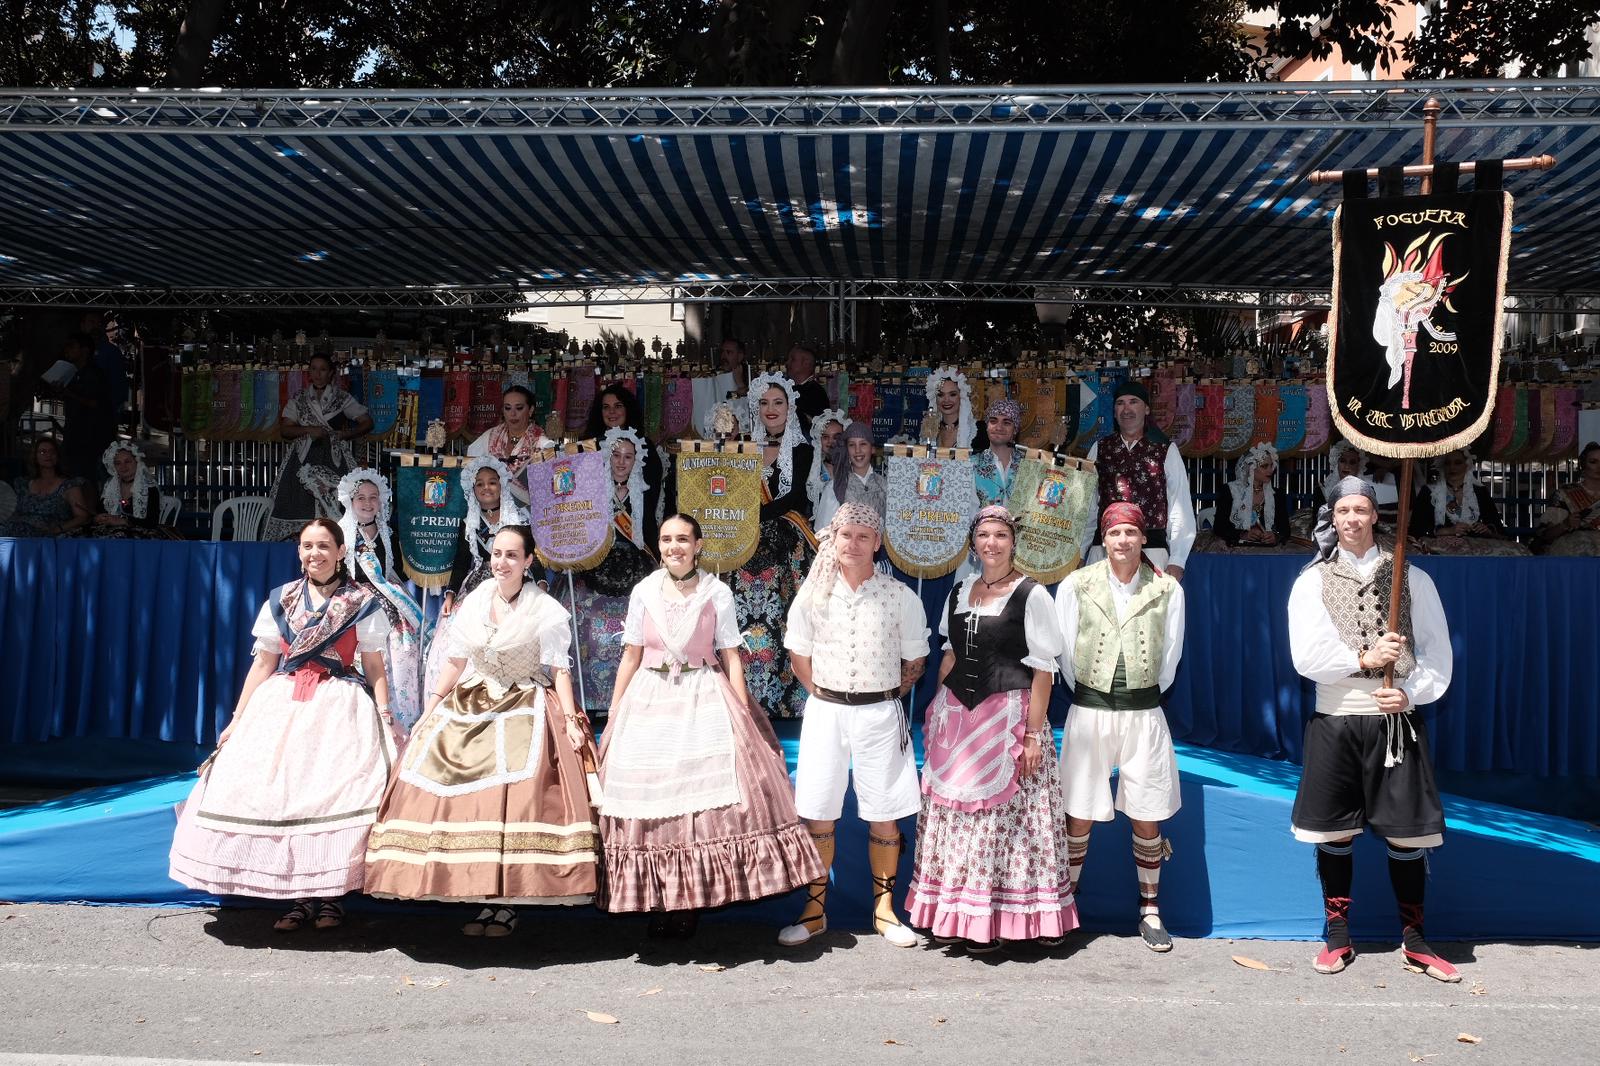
[1307,154,1555,186]
[1383,97,1439,690]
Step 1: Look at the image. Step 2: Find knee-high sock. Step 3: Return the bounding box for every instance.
[868,832,907,931]
[1387,844,1429,951]
[1066,832,1091,895]
[1316,841,1355,949]
[794,829,834,929]
[1132,834,1170,921]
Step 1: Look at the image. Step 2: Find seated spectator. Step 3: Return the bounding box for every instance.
[1294,439,1367,542]
[814,420,885,531]
[1534,441,1600,556]
[77,440,180,540]
[2,437,90,537]
[1312,439,1367,511]
[1213,442,1292,549]
[1410,448,1525,556]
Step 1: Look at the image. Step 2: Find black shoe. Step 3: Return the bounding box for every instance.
[1138,915,1173,953]
[646,913,671,938]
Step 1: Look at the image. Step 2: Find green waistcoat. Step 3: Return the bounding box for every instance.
[1070,560,1174,698]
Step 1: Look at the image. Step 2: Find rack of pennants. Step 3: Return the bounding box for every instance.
[163,355,1591,464]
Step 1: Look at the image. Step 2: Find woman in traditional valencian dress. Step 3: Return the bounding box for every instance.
[927,366,976,451]
[365,526,601,937]
[426,457,526,699]
[264,355,373,542]
[1411,448,1527,557]
[466,384,541,509]
[1212,442,1294,551]
[804,407,850,518]
[908,505,1078,953]
[337,469,428,731]
[583,384,666,525]
[1536,441,1600,556]
[596,514,823,937]
[79,440,178,539]
[566,427,659,713]
[169,518,397,932]
[733,373,817,717]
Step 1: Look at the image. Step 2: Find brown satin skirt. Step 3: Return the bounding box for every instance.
[364,680,600,905]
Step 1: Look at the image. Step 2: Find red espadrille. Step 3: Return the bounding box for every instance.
[1313,944,1355,974]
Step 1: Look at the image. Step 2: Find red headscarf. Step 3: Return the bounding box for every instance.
[1100,500,1145,535]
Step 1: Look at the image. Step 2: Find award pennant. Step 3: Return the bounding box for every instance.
[415,370,445,447]
[661,374,694,440]
[873,380,906,443]
[252,370,282,436]
[1250,381,1284,448]
[847,381,877,427]
[209,368,241,439]
[1218,383,1256,456]
[882,449,979,579]
[443,369,472,437]
[364,368,401,439]
[393,460,467,589]
[1300,384,1332,455]
[468,373,502,436]
[528,448,616,572]
[1187,383,1227,458]
[236,369,256,441]
[565,366,596,432]
[1008,452,1097,585]
[1167,381,1196,453]
[672,443,764,573]
[1275,382,1309,456]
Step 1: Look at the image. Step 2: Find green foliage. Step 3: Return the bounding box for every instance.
[1406,0,1600,79]
[0,1,125,87]
[1255,0,1600,78]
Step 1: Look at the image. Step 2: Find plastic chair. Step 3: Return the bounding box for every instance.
[159,494,181,525]
[211,496,272,542]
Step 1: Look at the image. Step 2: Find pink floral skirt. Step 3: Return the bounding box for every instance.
[908,749,1078,943]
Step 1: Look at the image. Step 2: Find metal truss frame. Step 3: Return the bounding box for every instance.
[2,80,1597,135]
[4,280,1593,315]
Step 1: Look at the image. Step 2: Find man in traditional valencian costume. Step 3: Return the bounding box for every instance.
[779,503,929,948]
[1288,476,1458,981]
[1055,501,1186,952]
[1081,380,1195,581]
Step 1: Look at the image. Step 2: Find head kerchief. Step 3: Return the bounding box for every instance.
[1100,500,1145,534]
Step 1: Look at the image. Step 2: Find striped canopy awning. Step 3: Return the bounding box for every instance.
[1,82,1597,301]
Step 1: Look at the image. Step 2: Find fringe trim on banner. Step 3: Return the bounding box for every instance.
[402,563,455,590]
[1326,192,1514,460]
[883,540,968,581]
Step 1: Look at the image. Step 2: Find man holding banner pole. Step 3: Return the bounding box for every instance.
[1287,476,1456,981]
[780,503,929,949]
[1296,126,1525,983]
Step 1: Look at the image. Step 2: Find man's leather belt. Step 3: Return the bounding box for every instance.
[813,686,898,706]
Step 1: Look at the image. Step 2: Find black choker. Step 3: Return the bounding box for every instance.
[979,567,1016,590]
[669,568,698,586]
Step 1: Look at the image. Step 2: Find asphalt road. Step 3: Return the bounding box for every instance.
[0,904,1594,1066]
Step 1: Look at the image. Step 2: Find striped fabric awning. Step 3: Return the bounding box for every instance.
[1,83,1596,297]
